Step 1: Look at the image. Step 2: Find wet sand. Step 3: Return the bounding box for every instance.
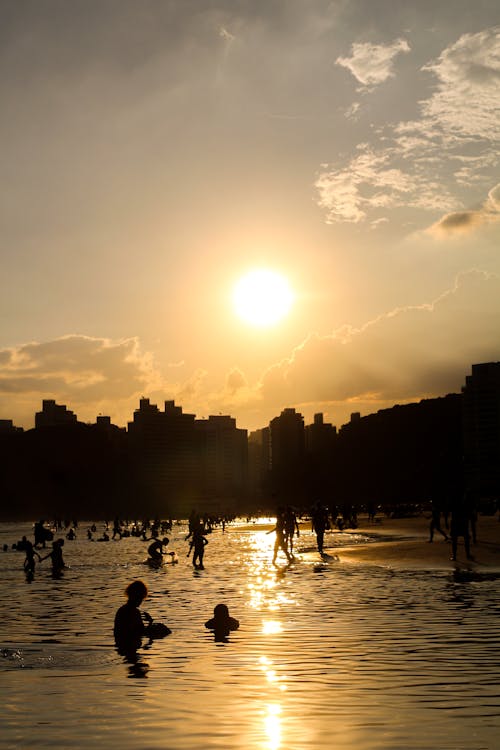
[326,514,500,570]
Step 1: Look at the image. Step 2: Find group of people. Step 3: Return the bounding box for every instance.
[113,579,239,659]
[428,499,477,561]
[16,534,66,578]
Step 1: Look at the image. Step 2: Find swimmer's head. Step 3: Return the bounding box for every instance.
[126,580,148,604]
[162,537,169,545]
[213,603,229,620]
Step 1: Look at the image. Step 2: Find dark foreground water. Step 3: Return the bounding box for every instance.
[1,520,499,750]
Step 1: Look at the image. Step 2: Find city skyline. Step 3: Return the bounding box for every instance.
[1,2,499,432]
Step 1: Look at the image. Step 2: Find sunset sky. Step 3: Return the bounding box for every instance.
[1,1,499,432]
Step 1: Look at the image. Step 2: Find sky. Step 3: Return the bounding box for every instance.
[1,0,499,432]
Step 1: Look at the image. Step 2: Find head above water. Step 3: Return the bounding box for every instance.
[213,603,230,620]
[126,580,148,605]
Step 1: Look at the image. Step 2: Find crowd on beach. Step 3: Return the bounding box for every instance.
[7,494,488,581]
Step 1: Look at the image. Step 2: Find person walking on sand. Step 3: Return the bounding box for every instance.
[450,501,473,562]
[428,500,449,543]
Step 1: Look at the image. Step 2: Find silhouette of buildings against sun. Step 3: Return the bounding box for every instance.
[0,362,499,518]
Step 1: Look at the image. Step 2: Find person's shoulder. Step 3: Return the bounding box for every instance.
[205,618,215,629]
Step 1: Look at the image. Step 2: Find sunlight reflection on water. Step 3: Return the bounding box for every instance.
[0,520,499,749]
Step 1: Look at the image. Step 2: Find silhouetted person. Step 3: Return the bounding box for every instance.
[450,503,472,562]
[22,537,40,576]
[114,580,170,658]
[205,603,239,642]
[428,501,449,542]
[112,517,122,539]
[311,501,329,554]
[114,580,152,657]
[148,537,169,563]
[34,519,52,548]
[284,506,300,555]
[40,538,65,575]
[269,508,292,565]
[187,526,208,569]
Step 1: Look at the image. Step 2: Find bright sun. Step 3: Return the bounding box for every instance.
[232,269,294,327]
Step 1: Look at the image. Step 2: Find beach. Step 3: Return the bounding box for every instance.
[327,514,500,570]
[1,516,499,750]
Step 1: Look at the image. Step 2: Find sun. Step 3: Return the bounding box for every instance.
[232,269,294,327]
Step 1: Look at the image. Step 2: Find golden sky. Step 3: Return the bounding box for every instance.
[1,1,499,431]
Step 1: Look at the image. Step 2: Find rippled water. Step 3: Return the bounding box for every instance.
[1,520,499,750]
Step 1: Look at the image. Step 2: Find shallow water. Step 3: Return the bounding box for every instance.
[1,520,499,750]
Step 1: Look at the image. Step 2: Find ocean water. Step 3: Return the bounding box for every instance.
[1,520,499,750]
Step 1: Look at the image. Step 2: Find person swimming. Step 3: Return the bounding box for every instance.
[204,603,239,642]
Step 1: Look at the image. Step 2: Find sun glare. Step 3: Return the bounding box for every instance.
[232,269,294,328]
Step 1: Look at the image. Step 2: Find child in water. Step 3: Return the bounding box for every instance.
[114,580,170,655]
[205,603,239,641]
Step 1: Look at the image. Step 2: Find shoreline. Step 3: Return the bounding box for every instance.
[324,515,500,571]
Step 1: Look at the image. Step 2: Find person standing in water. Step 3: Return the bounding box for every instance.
[310,501,330,554]
[187,525,208,570]
[22,537,41,576]
[269,508,293,565]
[40,538,66,575]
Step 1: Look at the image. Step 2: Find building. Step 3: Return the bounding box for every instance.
[269,408,306,501]
[195,415,248,511]
[127,398,202,514]
[35,400,77,428]
[462,362,500,504]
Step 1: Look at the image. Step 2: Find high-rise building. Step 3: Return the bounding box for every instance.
[127,398,202,513]
[462,362,500,502]
[35,400,77,428]
[195,415,248,510]
[269,408,306,501]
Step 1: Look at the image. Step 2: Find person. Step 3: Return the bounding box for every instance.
[22,537,41,576]
[284,506,300,555]
[205,603,239,642]
[114,580,152,655]
[450,502,473,562]
[148,537,169,563]
[34,519,52,548]
[428,500,449,542]
[310,501,330,554]
[40,538,66,576]
[114,580,170,656]
[187,525,208,569]
[269,508,292,565]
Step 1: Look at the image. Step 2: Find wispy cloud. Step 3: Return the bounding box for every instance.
[255,270,500,413]
[336,38,410,88]
[318,27,500,226]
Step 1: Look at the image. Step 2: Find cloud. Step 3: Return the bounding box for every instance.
[421,26,500,141]
[0,335,162,425]
[252,270,500,419]
[318,27,500,226]
[429,182,500,235]
[336,38,410,88]
[315,144,456,223]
